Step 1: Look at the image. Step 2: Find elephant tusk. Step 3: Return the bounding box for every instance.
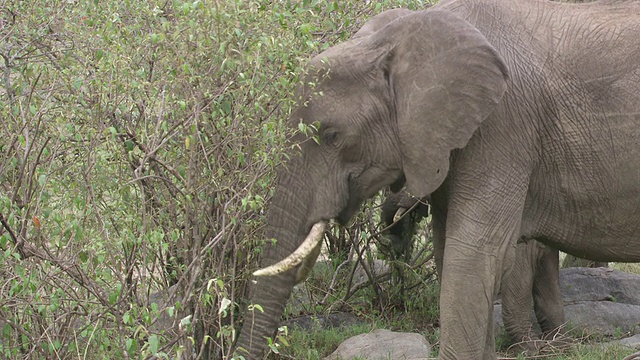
[393,207,408,223]
[253,221,327,277]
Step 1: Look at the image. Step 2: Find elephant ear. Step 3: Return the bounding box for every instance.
[374,10,508,198]
[352,8,413,39]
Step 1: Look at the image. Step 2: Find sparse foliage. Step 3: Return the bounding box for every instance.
[0,0,428,359]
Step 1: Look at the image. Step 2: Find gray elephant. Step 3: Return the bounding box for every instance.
[367,13,562,351]
[368,8,569,352]
[382,191,609,352]
[237,1,640,359]
[381,192,564,352]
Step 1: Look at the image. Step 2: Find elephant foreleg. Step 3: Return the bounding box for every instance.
[438,223,522,359]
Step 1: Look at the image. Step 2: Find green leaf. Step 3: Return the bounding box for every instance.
[124,140,134,152]
[125,338,136,352]
[179,315,192,331]
[123,312,132,325]
[148,335,159,354]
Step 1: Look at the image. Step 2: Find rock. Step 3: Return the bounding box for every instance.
[602,334,640,350]
[560,267,640,305]
[564,302,640,336]
[619,334,640,349]
[493,268,640,337]
[560,267,640,336]
[324,329,431,360]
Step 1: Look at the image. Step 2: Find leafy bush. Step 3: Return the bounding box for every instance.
[0,0,428,359]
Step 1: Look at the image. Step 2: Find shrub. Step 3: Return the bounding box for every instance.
[0,1,427,359]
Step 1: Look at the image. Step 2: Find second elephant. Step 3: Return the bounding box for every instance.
[381,192,564,352]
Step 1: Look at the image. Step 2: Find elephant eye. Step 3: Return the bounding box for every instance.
[322,128,339,147]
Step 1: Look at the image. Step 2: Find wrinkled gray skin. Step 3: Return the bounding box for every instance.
[499,241,607,352]
[235,1,640,359]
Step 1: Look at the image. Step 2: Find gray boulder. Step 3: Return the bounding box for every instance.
[324,329,431,360]
[564,302,640,336]
[561,267,640,336]
[603,334,640,350]
[494,267,640,337]
[560,267,640,305]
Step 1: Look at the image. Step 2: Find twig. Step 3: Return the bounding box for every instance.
[0,212,111,309]
[0,212,21,253]
[318,258,352,305]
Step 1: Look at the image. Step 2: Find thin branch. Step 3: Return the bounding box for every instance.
[0,212,20,252]
[0,212,112,309]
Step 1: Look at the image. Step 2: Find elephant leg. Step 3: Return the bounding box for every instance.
[437,206,523,359]
[532,244,564,339]
[435,159,530,359]
[502,240,541,353]
[434,192,508,360]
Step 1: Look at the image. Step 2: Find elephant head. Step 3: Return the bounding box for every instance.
[380,190,428,262]
[234,9,508,359]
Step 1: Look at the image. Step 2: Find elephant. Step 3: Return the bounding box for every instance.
[369,4,602,352]
[381,190,611,352]
[236,1,640,359]
[379,191,428,263]
[381,191,564,352]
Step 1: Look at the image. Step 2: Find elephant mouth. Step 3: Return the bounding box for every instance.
[336,200,361,225]
[336,173,372,225]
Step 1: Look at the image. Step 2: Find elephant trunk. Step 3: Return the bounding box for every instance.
[234,270,294,359]
[234,166,319,359]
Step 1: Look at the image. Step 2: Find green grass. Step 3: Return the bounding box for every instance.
[275,322,383,360]
[542,344,637,359]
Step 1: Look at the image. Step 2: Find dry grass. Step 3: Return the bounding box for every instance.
[559,252,640,274]
[611,262,640,274]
